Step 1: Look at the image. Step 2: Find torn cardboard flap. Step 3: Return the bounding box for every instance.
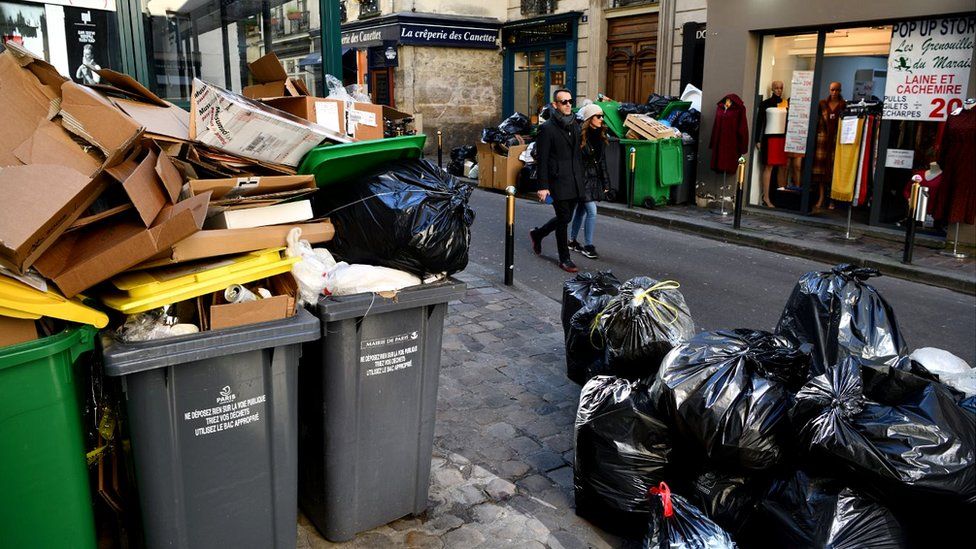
[188,175,315,199]
[0,164,103,274]
[13,119,104,177]
[151,142,185,203]
[33,192,211,298]
[243,52,310,100]
[112,97,191,142]
[60,81,143,157]
[0,47,69,168]
[93,68,169,107]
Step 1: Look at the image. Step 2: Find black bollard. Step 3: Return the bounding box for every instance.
[505,186,515,286]
[627,147,636,209]
[437,130,443,169]
[902,176,923,264]
[732,156,746,229]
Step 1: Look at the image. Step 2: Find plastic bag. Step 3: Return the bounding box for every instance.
[449,145,477,161]
[790,357,976,503]
[910,347,976,396]
[517,164,539,193]
[776,264,907,376]
[518,142,536,163]
[688,469,769,536]
[481,127,509,144]
[596,277,695,380]
[315,159,475,277]
[645,94,676,118]
[326,262,421,296]
[674,109,701,136]
[643,482,737,549]
[650,329,810,470]
[575,376,672,535]
[286,227,335,306]
[566,295,614,385]
[498,112,531,135]
[742,470,907,549]
[446,159,465,177]
[118,308,198,342]
[561,271,622,335]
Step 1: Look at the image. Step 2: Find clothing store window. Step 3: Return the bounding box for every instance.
[512,48,567,124]
[142,0,323,105]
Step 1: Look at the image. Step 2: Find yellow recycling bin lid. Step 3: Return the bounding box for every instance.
[101,248,298,314]
[0,276,109,328]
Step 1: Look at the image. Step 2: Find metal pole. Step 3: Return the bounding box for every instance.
[902,175,922,264]
[504,186,516,286]
[319,0,343,81]
[437,130,443,169]
[628,147,636,209]
[844,207,855,240]
[733,156,746,229]
[941,222,968,259]
[712,172,730,216]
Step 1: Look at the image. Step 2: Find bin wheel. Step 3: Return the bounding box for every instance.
[643,198,657,209]
[605,190,617,202]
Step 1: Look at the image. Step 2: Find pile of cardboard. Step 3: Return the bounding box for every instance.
[624,114,682,141]
[0,43,341,345]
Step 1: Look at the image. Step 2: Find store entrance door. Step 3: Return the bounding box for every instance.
[606,14,658,103]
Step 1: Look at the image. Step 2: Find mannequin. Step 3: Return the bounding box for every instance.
[755,81,788,208]
[925,162,942,180]
[813,82,846,210]
[710,93,749,174]
[940,98,976,225]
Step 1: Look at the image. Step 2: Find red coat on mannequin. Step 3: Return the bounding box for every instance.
[709,93,750,173]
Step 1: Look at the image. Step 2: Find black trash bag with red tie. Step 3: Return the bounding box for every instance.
[643,482,737,549]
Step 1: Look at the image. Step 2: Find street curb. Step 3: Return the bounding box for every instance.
[595,203,976,296]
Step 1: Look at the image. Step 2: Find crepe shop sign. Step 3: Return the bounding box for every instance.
[883,16,975,121]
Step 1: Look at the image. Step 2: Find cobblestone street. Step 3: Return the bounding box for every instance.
[298,264,635,548]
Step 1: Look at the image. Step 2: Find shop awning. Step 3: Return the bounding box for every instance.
[298,49,352,67]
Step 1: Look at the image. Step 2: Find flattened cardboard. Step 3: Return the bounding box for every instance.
[210,295,292,330]
[0,316,38,346]
[475,142,494,189]
[0,164,103,273]
[243,52,310,100]
[93,68,169,107]
[60,81,143,157]
[151,143,184,203]
[12,119,104,177]
[188,175,315,199]
[136,221,334,268]
[261,97,384,141]
[33,192,210,298]
[112,98,191,142]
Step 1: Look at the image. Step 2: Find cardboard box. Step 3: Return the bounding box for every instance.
[136,221,334,268]
[209,274,297,330]
[0,165,107,273]
[188,175,315,200]
[475,142,494,189]
[492,144,528,190]
[33,192,211,298]
[262,96,384,142]
[190,79,346,167]
[0,316,38,347]
[242,52,310,100]
[92,69,192,143]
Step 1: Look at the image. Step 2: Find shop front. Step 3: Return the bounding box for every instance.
[700,1,976,242]
[501,11,581,123]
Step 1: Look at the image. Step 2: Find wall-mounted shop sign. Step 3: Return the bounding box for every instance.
[502,18,575,46]
[342,14,500,49]
[883,16,976,121]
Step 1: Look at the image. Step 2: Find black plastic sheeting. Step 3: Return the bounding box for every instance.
[741,470,907,549]
[776,264,907,376]
[314,159,475,277]
[561,272,622,336]
[575,376,672,536]
[643,482,736,549]
[790,358,976,503]
[650,329,810,471]
[597,277,695,380]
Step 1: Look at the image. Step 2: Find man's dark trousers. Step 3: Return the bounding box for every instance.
[535,198,580,263]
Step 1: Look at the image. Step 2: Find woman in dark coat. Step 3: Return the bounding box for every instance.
[568,104,611,259]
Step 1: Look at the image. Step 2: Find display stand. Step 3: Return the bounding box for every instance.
[940,222,969,259]
[710,172,731,216]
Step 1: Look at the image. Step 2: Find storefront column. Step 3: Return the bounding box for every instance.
[798,31,827,214]
[115,0,150,87]
[320,0,343,79]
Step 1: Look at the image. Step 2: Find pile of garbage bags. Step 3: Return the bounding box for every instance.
[568,264,975,546]
[481,112,535,154]
[314,159,475,277]
[447,145,477,177]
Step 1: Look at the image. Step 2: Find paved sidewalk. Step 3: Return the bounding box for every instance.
[297,263,637,549]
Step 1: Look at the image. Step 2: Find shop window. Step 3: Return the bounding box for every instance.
[609,0,658,7]
[512,48,566,122]
[521,0,558,17]
[142,0,323,103]
[358,0,379,19]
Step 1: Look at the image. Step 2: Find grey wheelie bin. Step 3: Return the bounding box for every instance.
[299,280,467,542]
[102,310,319,549]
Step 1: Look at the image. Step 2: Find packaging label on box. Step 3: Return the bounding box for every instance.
[360,331,420,377]
[183,386,266,437]
[313,101,341,134]
[348,108,377,127]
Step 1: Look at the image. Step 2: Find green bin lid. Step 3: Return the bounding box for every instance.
[298,135,427,188]
[594,100,626,139]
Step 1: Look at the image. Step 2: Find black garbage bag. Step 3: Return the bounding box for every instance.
[481,127,510,144]
[516,164,540,193]
[650,329,810,471]
[497,112,532,135]
[687,469,770,536]
[789,357,976,503]
[561,272,623,335]
[315,159,475,277]
[446,159,465,177]
[776,264,907,376]
[449,145,477,161]
[618,103,641,118]
[566,296,614,385]
[645,94,676,118]
[674,109,701,136]
[643,482,737,549]
[740,470,907,549]
[575,376,672,536]
[596,277,695,380]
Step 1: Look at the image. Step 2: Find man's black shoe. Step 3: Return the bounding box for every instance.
[529,229,542,255]
[580,245,599,259]
[558,260,579,273]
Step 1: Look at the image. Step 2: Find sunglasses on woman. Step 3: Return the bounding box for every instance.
[592,114,604,119]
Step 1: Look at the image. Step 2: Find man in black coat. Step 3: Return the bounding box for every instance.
[529,89,585,272]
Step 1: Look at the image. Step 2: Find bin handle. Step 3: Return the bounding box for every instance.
[70,325,96,363]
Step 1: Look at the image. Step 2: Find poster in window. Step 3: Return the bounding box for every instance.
[63,6,114,84]
[0,2,48,59]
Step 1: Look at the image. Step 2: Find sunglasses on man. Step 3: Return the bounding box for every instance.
[556,99,573,105]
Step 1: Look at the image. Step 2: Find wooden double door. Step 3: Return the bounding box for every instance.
[606,14,658,104]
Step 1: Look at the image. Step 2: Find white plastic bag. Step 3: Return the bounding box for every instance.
[911,347,976,396]
[326,262,421,296]
[519,142,536,164]
[286,227,336,306]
